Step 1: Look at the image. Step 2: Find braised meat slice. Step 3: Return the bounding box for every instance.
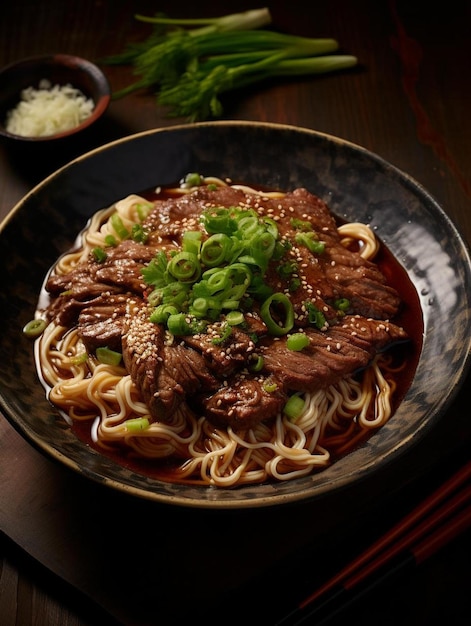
[78,294,129,352]
[260,315,408,393]
[45,239,157,326]
[181,323,258,377]
[122,301,219,421]
[198,375,287,430]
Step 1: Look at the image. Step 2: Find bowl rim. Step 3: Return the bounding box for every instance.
[0,53,111,142]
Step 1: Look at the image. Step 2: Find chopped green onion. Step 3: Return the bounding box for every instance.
[286,332,310,351]
[289,277,301,292]
[202,207,238,235]
[23,318,47,338]
[211,322,232,345]
[167,313,192,335]
[182,230,202,255]
[263,217,279,239]
[225,310,244,326]
[290,217,312,231]
[182,172,203,188]
[305,301,327,330]
[334,298,350,312]
[136,202,153,221]
[111,213,130,240]
[131,223,148,243]
[70,352,89,366]
[260,292,294,336]
[158,281,191,307]
[248,274,273,300]
[248,231,276,271]
[150,304,179,324]
[283,394,305,421]
[96,346,122,366]
[277,260,298,279]
[249,354,264,372]
[168,251,201,282]
[92,247,107,263]
[104,234,118,247]
[263,380,278,393]
[201,233,232,266]
[125,417,150,432]
[295,231,325,255]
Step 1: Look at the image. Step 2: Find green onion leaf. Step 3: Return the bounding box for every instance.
[142,251,169,287]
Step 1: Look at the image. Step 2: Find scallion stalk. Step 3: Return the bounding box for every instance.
[103,8,357,121]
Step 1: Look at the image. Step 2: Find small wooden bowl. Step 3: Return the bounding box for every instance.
[0,54,110,143]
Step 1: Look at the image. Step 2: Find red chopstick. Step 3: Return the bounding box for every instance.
[276,460,471,625]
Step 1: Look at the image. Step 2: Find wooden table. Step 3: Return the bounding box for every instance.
[1,1,470,624]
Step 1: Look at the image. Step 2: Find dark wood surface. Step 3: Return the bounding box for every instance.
[1,1,470,625]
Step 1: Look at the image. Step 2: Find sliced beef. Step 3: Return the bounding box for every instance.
[78,295,130,352]
[122,301,219,422]
[260,315,408,393]
[182,322,257,377]
[198,375,287,430]
[45,239,157,326]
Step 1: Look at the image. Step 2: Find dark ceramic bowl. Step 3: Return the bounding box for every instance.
[1,121,470,509]
[0,54,110,142]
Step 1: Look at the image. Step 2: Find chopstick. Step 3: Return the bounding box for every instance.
[276,460,471,625]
